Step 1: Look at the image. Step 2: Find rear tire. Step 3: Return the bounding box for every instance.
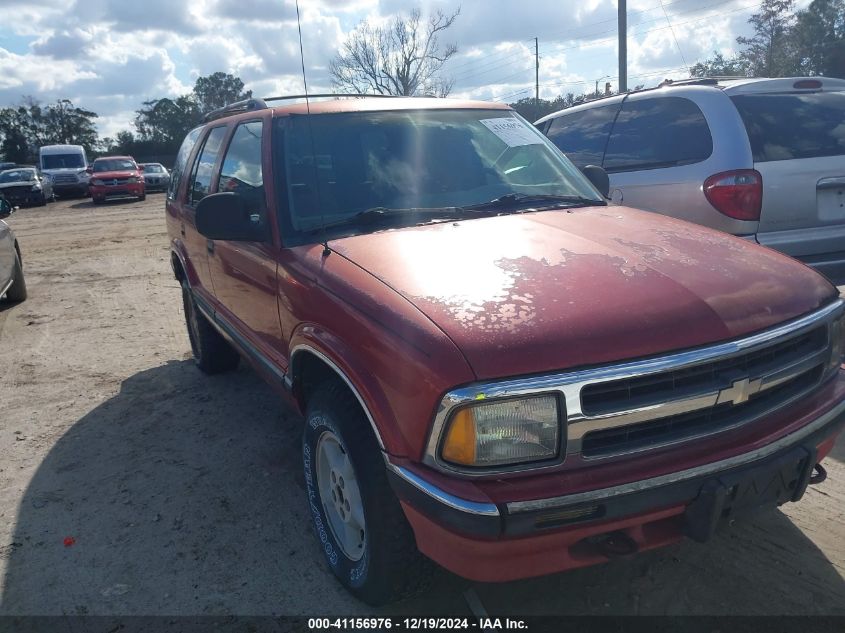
[38,193,46,207]
[5,250,27,302]
[303,380,432,605]
[180,279,239,374]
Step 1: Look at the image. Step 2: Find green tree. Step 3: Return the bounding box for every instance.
[193,72,252,114]
[792,0,845,77]
[735,0,796,76]
[0,98,98,163]
[330,8,461,96]
[689,52,751,77]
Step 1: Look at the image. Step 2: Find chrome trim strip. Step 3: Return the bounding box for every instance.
[424,300,844,476]
[289,344,386,450]
[386,463,500,516]
[506,397,845,514]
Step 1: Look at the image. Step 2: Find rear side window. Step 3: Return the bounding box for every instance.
[545,104,620,168]
[603,97,713,172]
[731,92,845,162]
[187,126,227,206]
[167,127,202,200]
[216,120,265,215]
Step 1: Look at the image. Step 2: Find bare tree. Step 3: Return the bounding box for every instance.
[329,8,461,97]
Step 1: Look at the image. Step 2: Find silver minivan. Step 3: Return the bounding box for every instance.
[536,77,845,282]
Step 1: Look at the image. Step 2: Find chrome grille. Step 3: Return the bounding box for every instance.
[52,174,78,184]
[572,323,832,458]
[581,364,824,457]
[581,326,827,416]
[425,300,844,475]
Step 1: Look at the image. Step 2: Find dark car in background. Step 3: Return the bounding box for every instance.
[0,167,54,207]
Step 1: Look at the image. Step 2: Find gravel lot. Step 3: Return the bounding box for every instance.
[0,194,844,618]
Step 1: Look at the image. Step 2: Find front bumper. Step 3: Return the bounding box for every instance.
[91,184,144,199]
[2,190,43,206]
[53,182,88,195]
[388,393,845,582]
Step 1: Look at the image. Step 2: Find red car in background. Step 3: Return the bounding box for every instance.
[88,156,146,204]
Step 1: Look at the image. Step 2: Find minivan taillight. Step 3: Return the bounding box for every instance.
[703,169,762,221]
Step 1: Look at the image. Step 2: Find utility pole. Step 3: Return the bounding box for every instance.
[618,0,627,92]
[535,37,539,119]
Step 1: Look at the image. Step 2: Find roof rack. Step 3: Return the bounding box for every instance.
[202,93,400,122]
[658,76,751,89]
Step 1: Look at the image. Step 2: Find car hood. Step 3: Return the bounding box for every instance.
[0,180,37,188]
[91,170,138,179]
[329,207,837,380]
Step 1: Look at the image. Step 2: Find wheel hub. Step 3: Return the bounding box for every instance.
[316,431,366,561]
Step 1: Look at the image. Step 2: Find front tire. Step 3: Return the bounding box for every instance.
[303,381,432,605]
[180,279,239,374]
[5,249,27,302]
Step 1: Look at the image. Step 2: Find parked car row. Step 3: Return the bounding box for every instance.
[536,76,845,283]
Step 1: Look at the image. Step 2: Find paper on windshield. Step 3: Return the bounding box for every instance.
[480,118,543,147]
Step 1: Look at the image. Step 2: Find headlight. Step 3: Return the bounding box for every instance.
[439,394,561,468]
[127,176,139,183]
[831,313,845,370]
[91,178,104,186]
[31,184,41,191]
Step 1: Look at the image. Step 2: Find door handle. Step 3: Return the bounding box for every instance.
[206,240,214,254]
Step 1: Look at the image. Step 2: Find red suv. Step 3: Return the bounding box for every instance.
[166,96,844,605]
[88,156,145,204]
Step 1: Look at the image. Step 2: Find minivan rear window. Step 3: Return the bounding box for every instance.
[603,97,713,172]
[731,92,845,162]
[545,104,620,168]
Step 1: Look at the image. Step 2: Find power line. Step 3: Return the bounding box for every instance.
[659,0,690,73]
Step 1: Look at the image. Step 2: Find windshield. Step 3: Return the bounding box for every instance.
[94,158,137,172]
[42,154,84,169]
[0,169,36,183]
[279,109,602,241]
[142,164,164,173]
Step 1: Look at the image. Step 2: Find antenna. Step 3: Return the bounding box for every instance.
[295,0,330,257]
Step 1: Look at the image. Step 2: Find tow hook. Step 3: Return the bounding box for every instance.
[589,531,639,559]
[809,463,827,485]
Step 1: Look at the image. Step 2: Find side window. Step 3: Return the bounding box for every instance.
[167,126,202,201]
[216,121,264,215]
[603,97,713,173]
[187,126,227,206]
[545,104,620,168]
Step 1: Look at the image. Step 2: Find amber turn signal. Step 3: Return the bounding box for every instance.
[441,407,477,466]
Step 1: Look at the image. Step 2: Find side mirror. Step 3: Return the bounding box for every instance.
[195,192,268,242]
[582,165,610,199]
[138,165,145,172]
[85,167,93,174]
[0,198,12,219]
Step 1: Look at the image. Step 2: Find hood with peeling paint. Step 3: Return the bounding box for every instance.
[329,207,838,380]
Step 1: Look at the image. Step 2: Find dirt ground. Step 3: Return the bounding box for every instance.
[0,194,844,618]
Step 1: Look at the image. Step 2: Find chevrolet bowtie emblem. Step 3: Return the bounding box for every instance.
[717,376,763,405]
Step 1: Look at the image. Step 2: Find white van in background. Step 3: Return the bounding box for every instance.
[38,145,90,197]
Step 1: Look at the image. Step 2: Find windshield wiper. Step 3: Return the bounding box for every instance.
[305,206,469,234]
[464,193,606,212]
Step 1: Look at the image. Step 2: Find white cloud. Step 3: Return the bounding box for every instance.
[0,0,776,138]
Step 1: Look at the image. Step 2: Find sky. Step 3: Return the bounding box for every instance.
[0,0,806,138]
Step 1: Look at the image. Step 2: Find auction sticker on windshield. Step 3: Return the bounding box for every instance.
[480,118,542,147]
